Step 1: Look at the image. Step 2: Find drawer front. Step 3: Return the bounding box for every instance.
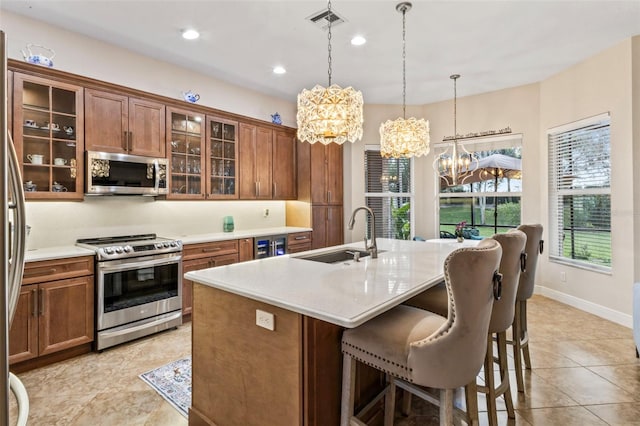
[287,232,312,247]
[23,256,94,285]
[183,240,239,260]
[287,242,312,254]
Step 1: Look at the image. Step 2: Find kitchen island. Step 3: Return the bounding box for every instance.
[185,238,475,426]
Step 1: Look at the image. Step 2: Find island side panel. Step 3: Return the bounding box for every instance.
[190,283,303,426]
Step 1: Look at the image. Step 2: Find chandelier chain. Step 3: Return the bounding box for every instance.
[327,0,333,86]
[453,76,457,140]
[402,5,406,119]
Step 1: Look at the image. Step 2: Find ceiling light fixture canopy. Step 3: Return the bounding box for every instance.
[379,2,429,159]
[434,74,479,186]
[296,0,364,145]
[181,29,200,40]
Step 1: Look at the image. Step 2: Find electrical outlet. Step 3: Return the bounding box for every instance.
[263,208,269,218]
[256,309,275,331]
[560,271,567,282]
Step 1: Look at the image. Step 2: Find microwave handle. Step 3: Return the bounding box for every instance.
[154,159,160,193]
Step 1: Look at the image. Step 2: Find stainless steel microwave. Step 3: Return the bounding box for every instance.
[85,151,168,196]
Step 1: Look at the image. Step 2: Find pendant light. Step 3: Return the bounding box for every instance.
[434,74,478,186]
[379,2,429,158]
[296,0,364,145]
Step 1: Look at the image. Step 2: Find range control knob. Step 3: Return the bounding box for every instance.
[163,242,171,248]
[114,246,124,254]
[169,241,178,247]
[154,243,163,249]
[104,247,114,255]
[123,245,133,253]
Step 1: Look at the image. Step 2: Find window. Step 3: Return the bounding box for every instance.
[437,135,523,239]
[548,113,611,271]
[365,145,413,240]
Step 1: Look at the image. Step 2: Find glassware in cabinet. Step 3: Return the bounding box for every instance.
[207,117,237,199]
[13,73,83,199]
[167,108,205,198]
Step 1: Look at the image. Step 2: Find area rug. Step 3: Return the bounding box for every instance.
[139,357,191,418]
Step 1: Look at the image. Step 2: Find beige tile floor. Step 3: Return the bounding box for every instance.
[9,295,640,425]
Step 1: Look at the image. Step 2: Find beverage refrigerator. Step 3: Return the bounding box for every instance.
[1,30,29,425]
[254,234,287,259]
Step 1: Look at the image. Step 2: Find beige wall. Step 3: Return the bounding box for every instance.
[538,38,635,319]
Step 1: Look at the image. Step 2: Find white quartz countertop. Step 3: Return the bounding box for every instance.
[185,238,479,328]
[170,226,312,245]
[25,246,96,263]
[24,227,312,262]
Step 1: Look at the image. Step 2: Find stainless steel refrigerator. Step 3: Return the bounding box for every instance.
[1,30,29,426]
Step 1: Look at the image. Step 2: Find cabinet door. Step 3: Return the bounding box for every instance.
[272,129,297,200]
[239,238,254,262]
[14,73,84,199]
[85,88,128,154]
[325,143,343,205]
[255,126,273,199]
[128,97,165,157]
[182,257,213,316]
[8,285,38,364]
[38,276,94,356]
[312,206,344,249]
[310,143,329,204]
[207,117,238,199]
[238,122,258,199]
[167,107,205,199]
[326,206,344,247]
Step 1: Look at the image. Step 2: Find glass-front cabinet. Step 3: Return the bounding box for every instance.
[12,73,84,199]
[167,107,205,199]
[207,117,238,199]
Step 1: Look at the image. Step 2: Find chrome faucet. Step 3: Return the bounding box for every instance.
[348,206,378,259]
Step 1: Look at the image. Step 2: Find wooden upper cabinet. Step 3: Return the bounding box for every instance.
[85,88,165,157]
[238,122,272,199]
[310,143,343,205]
[84,89,128,153]
[272,129,297,200]
[167,107,206,199]
[12,73,84,200]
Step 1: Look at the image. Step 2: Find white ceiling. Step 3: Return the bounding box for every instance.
[3,0,640,105]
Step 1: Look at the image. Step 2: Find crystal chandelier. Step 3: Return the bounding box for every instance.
[380,2,429,158]
[434,74,478,186]
[296,0,364,145]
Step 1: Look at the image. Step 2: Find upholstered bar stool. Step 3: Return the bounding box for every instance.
[512,224,544,392]
[404,230,527,425]
[340,239,503,426]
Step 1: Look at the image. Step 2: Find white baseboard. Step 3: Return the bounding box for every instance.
[535,285,633,329]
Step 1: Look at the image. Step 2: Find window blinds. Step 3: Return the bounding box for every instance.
[547,114,611,270]
[364,146,413,239]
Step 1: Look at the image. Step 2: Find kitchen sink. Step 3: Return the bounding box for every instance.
[296,248,372,264]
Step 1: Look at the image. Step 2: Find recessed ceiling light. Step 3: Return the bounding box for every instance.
[182,29,200,40]
[273,66,287,75]
[351,35,366,46]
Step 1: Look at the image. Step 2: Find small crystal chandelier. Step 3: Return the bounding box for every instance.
[380,2,429,158]
[434,74,478,186]
[296,0,364,145]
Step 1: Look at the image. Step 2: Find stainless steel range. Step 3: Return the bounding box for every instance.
[76,234,183,350]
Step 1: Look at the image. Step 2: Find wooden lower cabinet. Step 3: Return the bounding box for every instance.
[182,253,238,317]
[238,237,254,261]
[190,285,386,426]
[312,205,343,249]
[9,260,94,367]
[287,231,312,254]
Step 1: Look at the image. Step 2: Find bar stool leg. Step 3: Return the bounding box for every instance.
[513,301,525,393]
[497,331,515,419]
[384,375,396,426]
[465,379,480,426]
[483,334,498,426]
[521,301,532,369]
[340,353,356,426]
[440,388,454,426]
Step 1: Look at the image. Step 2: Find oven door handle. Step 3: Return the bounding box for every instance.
[99,256,182,273]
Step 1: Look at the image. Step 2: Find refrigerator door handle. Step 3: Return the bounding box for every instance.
[7,131,26,325]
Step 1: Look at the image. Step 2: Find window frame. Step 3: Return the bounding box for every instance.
[547,112,612,273]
